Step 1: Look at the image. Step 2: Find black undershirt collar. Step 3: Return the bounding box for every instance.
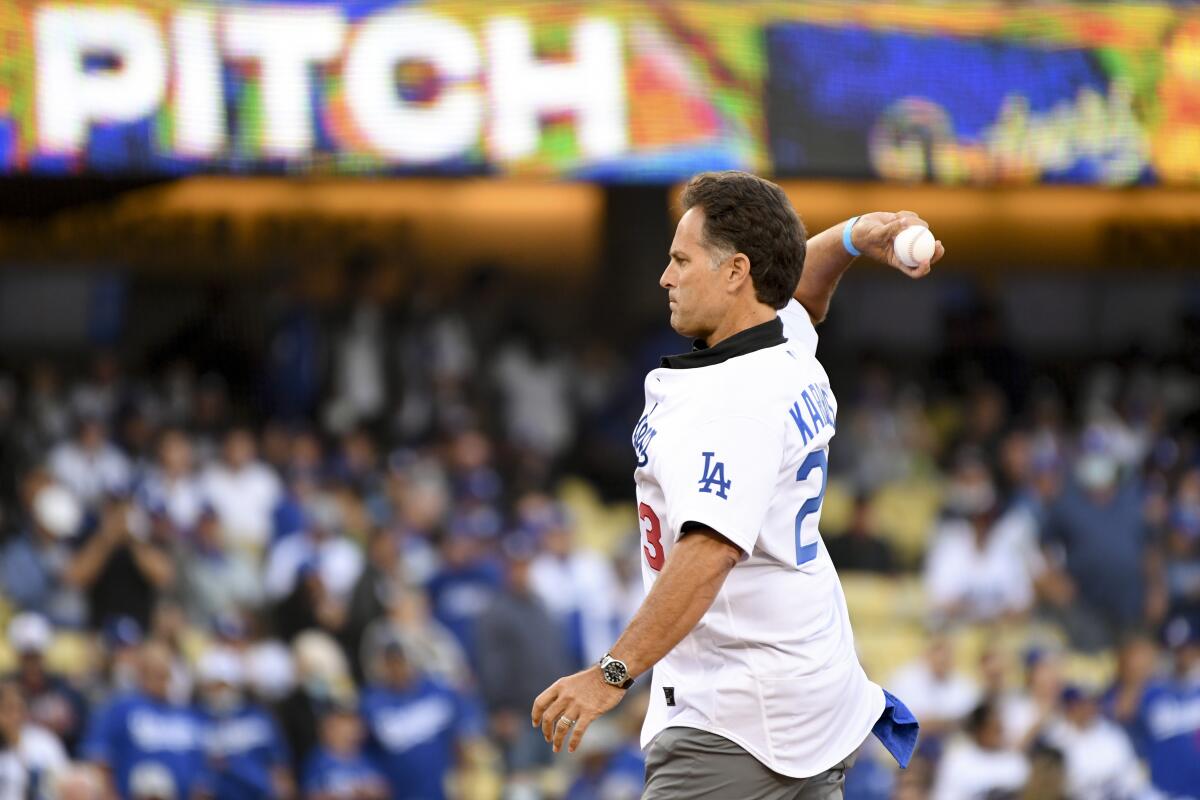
[660,316,786,369]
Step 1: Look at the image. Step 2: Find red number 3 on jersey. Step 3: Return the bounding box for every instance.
[639,502,664,570]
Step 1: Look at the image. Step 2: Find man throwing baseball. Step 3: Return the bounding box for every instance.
[532,171,940,799]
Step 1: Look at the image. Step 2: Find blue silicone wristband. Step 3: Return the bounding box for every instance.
[842,216,862,257]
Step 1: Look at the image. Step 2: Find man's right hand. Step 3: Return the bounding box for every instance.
[850,211,944,278]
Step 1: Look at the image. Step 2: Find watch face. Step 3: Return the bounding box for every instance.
[603,659,628,685]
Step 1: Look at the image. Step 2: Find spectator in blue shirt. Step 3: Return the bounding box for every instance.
[360,634,484,800]
[1040,442,1153,651]
[302,701,388,800]
[6,613,89,756]
[195,647,293,800]
[1133,616,1200,797]
[424,516,502,666]
[83,641,205,800]
[0,474,85,626]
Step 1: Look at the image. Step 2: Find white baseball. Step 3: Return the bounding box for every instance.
[893,225,935,268]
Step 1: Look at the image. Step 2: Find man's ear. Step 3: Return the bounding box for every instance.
[725,252,752,294]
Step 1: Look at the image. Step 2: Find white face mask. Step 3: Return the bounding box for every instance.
[1076,455,1118,490]
[33,485,82,538]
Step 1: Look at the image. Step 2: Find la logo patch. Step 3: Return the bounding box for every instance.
[698,452,731,499]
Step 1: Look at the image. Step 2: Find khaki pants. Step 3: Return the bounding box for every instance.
[643,726,854,800]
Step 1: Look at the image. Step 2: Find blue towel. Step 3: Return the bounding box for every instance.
[871,689,920,768]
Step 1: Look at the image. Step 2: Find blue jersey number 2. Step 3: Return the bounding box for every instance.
[794,450,827,565]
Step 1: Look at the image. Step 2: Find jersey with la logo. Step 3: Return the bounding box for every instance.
[633,313,884,779]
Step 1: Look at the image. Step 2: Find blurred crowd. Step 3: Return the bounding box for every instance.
[0,283,1199,800]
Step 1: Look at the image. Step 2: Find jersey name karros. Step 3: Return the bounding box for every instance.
[632,304,884,778]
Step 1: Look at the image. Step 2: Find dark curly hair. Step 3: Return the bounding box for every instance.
[679,171,806,309]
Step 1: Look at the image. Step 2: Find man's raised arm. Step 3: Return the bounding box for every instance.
[796,211,944,324]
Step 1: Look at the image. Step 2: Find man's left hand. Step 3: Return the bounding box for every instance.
[851,211,945,278]
[531,667,626,753]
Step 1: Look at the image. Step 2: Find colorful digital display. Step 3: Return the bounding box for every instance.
[0,2,1196,184]
[0,1,767,179]
[764,6,1200,186]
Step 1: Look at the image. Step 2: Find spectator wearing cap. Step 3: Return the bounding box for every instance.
[0,679,70,799]
[1041,684,1149,799]
[0,472,86,625]
[477,534,571,776]
[63,495,174,630]
[1040,433,1154,651]
[1126,616,1200,796]
[133,429,205,538]
[82,641,206,800]
[266,496,364,642]
[525,500,621,670]
[924,453,1035,624]
[6,613,89,756]
[360,635,485,800]
[179,507,263,626]
[100,617,146,697]
[425,510,503,665]
[48,416,132,509]
[302,702,387,800]
[200,427,283,553]
[266,496,364,605]
[194,647,293,800]
[931,700,1028,800]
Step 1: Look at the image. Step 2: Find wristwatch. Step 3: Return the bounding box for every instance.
[599,653,634,689]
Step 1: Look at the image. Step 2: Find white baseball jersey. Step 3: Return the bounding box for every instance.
[632,310,884,778]
[779,298,818,358]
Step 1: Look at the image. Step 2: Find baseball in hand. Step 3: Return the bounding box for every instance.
[893,225,936,268]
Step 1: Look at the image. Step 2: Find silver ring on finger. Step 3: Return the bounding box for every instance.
[557,717,576,727]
